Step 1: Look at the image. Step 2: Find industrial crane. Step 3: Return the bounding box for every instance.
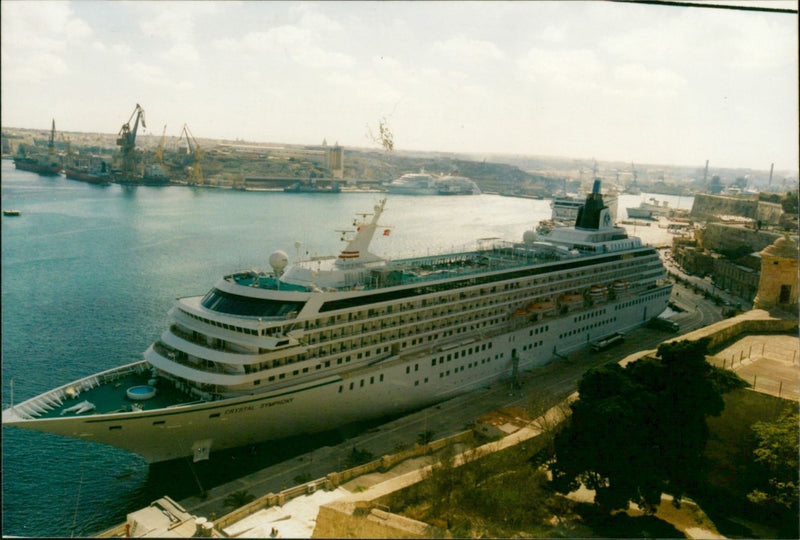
[155,124,167,164]
[179,123,204,185]
[48,119,56,154]
[116,104,146,181]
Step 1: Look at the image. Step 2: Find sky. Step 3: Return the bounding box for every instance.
[1,1,797,172]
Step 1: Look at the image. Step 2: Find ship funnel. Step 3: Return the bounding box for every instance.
[575,180,609,230]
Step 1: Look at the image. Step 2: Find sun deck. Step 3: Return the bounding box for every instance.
[7,363,199,421]
[226,242,568,294]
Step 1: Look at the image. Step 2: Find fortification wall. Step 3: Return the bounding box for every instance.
[700,223,782,253]
[690,194,784,225]
[755,201,784,224]
[691,193,758,220]
[665,309,797,353]
[313,501,430,539]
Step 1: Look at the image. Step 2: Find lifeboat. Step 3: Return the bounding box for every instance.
[612,280,628,294]
[528,300,555,312]
[559,294,584,310]
[587,285,607,301]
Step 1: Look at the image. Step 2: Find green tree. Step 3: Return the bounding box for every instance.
[224,489,255,509]
[781,189,798,214]
[344,446,374,468]
[550,338,745,513]
[747,408,799,512]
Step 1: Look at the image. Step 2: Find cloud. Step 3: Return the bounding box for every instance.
[212,24,354,69]
[1,2,92,82]
[112,44,133,56]
[600,8,795,72]
[288,3,346,38]
[163,42,200,65]
[138,2,217,43]
[610,64,687,99]
[517,48,602,90]
[431,36,505,64]
[539,24,567,44]
[124,61,193,91]
[2,51,68,82]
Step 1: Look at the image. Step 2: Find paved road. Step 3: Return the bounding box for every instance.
[659,248,753,311]
[180,284,724,520]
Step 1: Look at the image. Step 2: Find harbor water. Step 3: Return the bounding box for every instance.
[1,159,692,537]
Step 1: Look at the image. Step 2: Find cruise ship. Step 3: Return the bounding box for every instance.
[545,188,618,229]
[386,172,438,195]
[2,181,671,464]
[626,198,670,220]
[386,172,480,195]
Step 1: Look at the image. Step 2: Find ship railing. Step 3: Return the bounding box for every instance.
[170,325,248,355]
[153,341,236,376]
[10,393,64,419]
[8,364,148,420]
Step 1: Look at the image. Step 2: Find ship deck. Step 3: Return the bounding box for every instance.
[229,242,569,293]
[9,364,198,421]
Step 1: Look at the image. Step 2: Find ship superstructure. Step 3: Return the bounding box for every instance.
[386,172,479,195]
[3,181,671,463]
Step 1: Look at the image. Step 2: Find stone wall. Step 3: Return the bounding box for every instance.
[755,201,785,224]
[313,501,431,539]
[691,193,759,220]
[700,223,782,254]
[690,194,784,225]
[667,309,798,353]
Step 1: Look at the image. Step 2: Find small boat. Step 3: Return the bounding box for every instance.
[3,210,21,217]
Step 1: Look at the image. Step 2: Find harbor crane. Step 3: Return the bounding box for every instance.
[48,119,56,155]
[116,104,146,181]
[155,124,167,164]
[179,123,204,185]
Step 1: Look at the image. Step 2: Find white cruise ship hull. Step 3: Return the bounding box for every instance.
[3,285,669,463]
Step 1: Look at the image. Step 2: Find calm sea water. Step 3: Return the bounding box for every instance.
[0,159,693,537]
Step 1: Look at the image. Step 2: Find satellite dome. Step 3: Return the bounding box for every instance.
[269,250,289,274]
[522,230,536,244]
